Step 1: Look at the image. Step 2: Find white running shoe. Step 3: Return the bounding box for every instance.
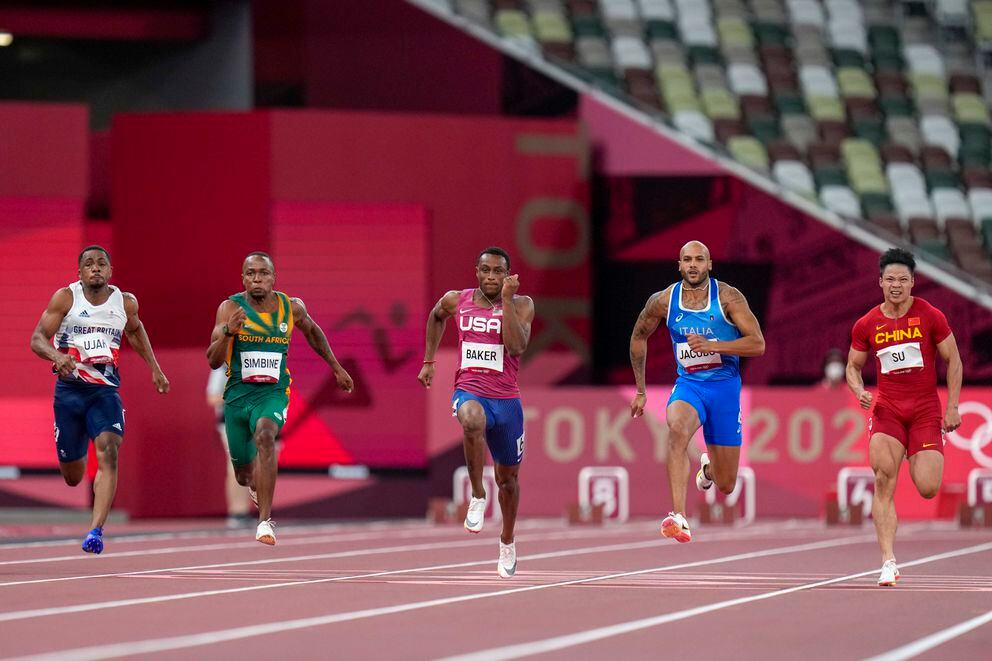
[696,452,714,492]
[248,486,258,509]
[256,518,276,546]
[660,512,692,543]
[498,541,517,578]
[878,559,899,586]
[464,496,486,533]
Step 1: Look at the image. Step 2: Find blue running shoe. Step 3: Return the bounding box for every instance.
[82,527,104,555]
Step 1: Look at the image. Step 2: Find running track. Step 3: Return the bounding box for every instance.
[0,519,990,659]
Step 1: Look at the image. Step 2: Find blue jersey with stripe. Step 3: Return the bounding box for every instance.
[667,278,741,381]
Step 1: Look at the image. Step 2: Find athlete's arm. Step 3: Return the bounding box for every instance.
[417,290,459,389]
[694,284,765,357]
[937,333,963,432]
[123,293,169,394]
[207,300,244,370]
[846,347,873,410]
[291,297,353,393]
[29,288,76,377]
[629,288,670,418]
[500,275,535,357]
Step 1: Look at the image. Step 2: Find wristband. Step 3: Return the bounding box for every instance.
[423,360,436,364]
[223,324,235,337]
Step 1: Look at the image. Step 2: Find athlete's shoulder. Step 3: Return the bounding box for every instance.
[715,280,745,300]
[646,286,674,312]
[912,297,943,316]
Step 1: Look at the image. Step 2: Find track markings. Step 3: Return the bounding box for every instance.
[5,534,877,659]
[442,541,992,660]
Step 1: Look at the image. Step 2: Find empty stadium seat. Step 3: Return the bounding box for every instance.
[727,134,770,171]
[774,159,817,195]
[921,115,961,158]
[821,185,861,216]
[933,188,971,227]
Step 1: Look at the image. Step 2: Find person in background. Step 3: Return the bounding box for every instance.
[820,348,847,389]
[207,366,251,527]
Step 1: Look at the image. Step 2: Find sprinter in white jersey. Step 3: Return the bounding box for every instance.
[629,241,765,543]
[30,246,169,554]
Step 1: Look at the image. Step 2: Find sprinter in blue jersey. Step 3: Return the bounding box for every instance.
[629,241,765,542]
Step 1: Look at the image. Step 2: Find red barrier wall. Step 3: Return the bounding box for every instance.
[111,112,272,347]
[105,110,587,515]
[0,103,87,467]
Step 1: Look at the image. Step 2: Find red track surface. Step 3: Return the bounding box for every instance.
[0,519,990,659]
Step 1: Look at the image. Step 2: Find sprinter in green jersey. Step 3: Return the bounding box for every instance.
[207,252,354,545]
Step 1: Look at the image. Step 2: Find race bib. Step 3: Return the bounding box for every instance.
[240,351,282,383]
[877,342,924,374]
[73,332,115,364]
[675,341,723,372]
[461,342,504,372]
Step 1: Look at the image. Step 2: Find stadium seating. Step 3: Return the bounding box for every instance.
[446,0,992,281]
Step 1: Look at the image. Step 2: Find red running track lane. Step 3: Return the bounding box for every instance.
[0,520,989,660]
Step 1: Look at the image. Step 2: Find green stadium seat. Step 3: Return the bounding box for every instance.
[534,11,572,43]
[953,93,992,126]
[702,88,741,120]
[573,15,607,37]
[808,95,846,122]
[728,135,770,171]
[717,16,754,48]
[880,96,915,117]
[838,68,877,99]
[774,91,806,115]
[496,10,532,37]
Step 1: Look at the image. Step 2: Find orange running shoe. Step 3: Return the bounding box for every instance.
[661,512,692,543]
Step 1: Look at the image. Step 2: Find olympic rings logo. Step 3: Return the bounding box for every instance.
[946,401,992,468]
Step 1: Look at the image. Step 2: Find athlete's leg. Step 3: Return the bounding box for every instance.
[701,380,743,494]
[705,445,741,495]
[90,431,122,529]
[233,461,254,488]
[494,463,520,544]
[666,400,702,515]
[907,415,945,499]
[457,400,489,500]
[59,458,86,487]
[870,433,905,563]
[252,417,279,522]
[54,385,88,487]
[218,425,249,517]
[908,451,943,499]
[225,404,256,492]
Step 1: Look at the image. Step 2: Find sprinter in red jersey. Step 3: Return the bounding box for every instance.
[847,248,962,587]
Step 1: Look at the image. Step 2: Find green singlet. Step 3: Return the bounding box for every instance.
[223,291,294,466]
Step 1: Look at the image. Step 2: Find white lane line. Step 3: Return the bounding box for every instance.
[442,541,992,661]
[0,521,782,589]
[866,609,992,661]
[0,522,369,550]
[0,524,506,567]
[5,534,876,660]
[0,518,658,562]
[0,525,787,622]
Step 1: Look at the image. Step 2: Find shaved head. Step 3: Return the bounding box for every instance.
[677,240,712,286]
[679,241,710,260]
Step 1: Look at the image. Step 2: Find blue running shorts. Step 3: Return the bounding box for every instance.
[452,389,524,466]
[53,380,125,462]
[667,376,742,447]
